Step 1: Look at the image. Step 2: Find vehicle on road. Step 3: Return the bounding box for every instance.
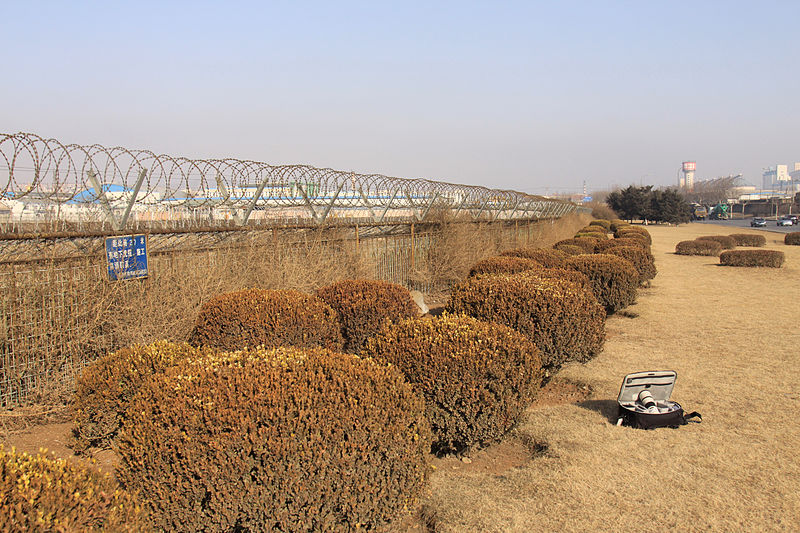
[709,203,729,220]
[751,217,766,227]
[691,204,707,221]
[777,217,793,226]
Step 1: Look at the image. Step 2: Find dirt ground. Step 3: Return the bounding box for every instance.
[2,224,798,531]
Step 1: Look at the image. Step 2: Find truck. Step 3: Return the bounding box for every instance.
[708,203,729,220]
[691,204,707,221]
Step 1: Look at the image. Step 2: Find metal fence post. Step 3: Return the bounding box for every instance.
[118,169,147,230]
[87,170,118,229]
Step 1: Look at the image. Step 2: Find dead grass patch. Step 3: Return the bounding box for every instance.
[422,223,800,532]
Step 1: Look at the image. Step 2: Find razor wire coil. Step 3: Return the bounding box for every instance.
[0,132,575,227]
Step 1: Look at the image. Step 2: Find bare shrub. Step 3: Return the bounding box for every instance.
[554,238,596,253]
[575,231,609,240]
[189,288,343,351]
[552,244,584,256]
[363,315,542,454]
[589,203,618,220]
[719,250,785,268]
[595,238,650,252]
[616,226,652,244]
[697,235,736,250]
[315,279,418,353]
[730,234,766,247]
[0,446,145,531]
[117,346,430,532]
[70,341,212,454]
[588,219,612,230]
[785,232,800,245]
[564,254,639,314]
[468,256,540,277]
[410,221,503,291]
[448,272,605,373]
[602,246,657,284]
[675,240,722,256]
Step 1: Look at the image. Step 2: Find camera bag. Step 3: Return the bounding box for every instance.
[616,370,701,429]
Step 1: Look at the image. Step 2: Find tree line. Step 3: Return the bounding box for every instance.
[605,185,692,224]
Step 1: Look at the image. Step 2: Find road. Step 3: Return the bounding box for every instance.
[691,218,798,234]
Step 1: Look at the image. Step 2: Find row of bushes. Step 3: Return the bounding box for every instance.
[40,217,657,530]
[449,219,654,374]
[786,232,800,245]
[676,231,789,267]
[65,278,554,529]
[448,271,605,372]
[493,249,645,313]
[675,233,767,257]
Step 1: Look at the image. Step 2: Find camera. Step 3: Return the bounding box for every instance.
[637,390,658,412]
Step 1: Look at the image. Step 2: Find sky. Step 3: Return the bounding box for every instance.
[2,1,799,195]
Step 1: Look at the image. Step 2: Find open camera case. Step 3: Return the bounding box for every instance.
[616,370,701,429]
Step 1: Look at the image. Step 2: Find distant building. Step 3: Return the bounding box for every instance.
[788,163,800,192]
[762,165,789,190]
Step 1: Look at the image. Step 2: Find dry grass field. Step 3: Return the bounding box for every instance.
[423,224,800,532]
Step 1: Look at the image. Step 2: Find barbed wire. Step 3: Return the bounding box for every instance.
[0,132,576,229]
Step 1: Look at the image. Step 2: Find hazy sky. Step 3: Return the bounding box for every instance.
[2,1,798,195]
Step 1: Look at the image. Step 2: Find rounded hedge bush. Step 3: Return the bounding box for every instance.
[315,279,419,353]
[189,288,343,351]
[554,244,585,256]
[554,238,596,253]
[785,232,800,245]
[730,233,766,247]
[363,315,542,454]
[116,346,430,532]
[719,250,785,268]
[675,240,722,256]
[518,266,594,293]
[71,341,211,454]
[575,231,609,241]
[447,272,605,373]
[578,226,609,235]
[500,247,568,268]
[615,227,652,244]
[594,238,650,252]
[563,254,639,313]
[696,235,736,250]
[602,246,657,284]
[612,231,649,245]
[610,220,629,232]
[468,255,540,277]
[476,266,593,295]
[0,446,145,531]
[589,219,612,230]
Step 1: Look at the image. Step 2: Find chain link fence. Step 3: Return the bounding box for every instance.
[0,218,565,408]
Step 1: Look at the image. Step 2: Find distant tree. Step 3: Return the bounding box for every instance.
[648,189,692,224]
[606,185,653,220]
